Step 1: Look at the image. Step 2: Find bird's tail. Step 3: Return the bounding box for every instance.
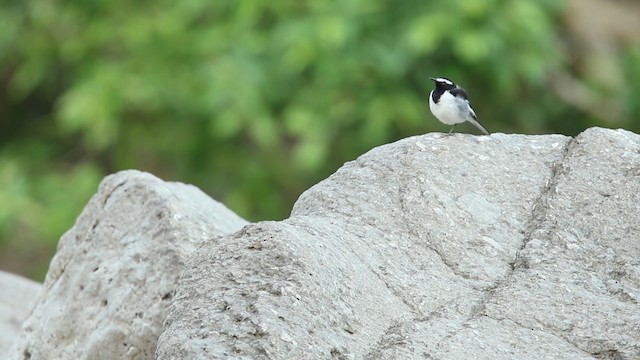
[468,118,490,135]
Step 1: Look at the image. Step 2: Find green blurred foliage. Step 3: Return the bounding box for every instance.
[1,0,639,280]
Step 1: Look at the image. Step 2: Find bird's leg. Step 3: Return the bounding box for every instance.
[448,124,456,135]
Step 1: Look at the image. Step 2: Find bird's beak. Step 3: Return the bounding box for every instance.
[429,77,436,81]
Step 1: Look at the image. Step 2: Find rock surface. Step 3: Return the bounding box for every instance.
[7,170,248,360]
[157,128,640,359]
[8,128,640,359]
[0,271,42,355]
[157,129,640,359]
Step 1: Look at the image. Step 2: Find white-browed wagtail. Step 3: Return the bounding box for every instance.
[429,77,490,135]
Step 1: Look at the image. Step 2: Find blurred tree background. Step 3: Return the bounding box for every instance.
[1,0,639,280]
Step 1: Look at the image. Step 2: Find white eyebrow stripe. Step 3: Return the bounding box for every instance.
[434,78,453,85]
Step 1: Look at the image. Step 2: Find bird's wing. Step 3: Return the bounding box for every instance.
[466,101,478,120]
[450,86,478,119]
[449,87,469,100]
[451,85,489,135]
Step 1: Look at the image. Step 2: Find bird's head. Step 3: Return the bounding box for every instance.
[430,77,456,90]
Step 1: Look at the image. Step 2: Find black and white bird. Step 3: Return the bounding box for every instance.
[429,77,490,135]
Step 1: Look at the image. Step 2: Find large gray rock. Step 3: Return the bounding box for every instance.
[9,128,640,359]
[0,271,42,355]
[7,170,248,360]
[158,128,640,359]
[479,128,640,359]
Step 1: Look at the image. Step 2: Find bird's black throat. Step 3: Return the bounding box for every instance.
[431,88,444,104]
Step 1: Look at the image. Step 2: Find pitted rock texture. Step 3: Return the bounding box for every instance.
[0,271,41,355]
[7,170,248,360]
[8,128,640,360]
[157,128,639,359]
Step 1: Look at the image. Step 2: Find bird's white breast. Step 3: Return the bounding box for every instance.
[429,91,468,125]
